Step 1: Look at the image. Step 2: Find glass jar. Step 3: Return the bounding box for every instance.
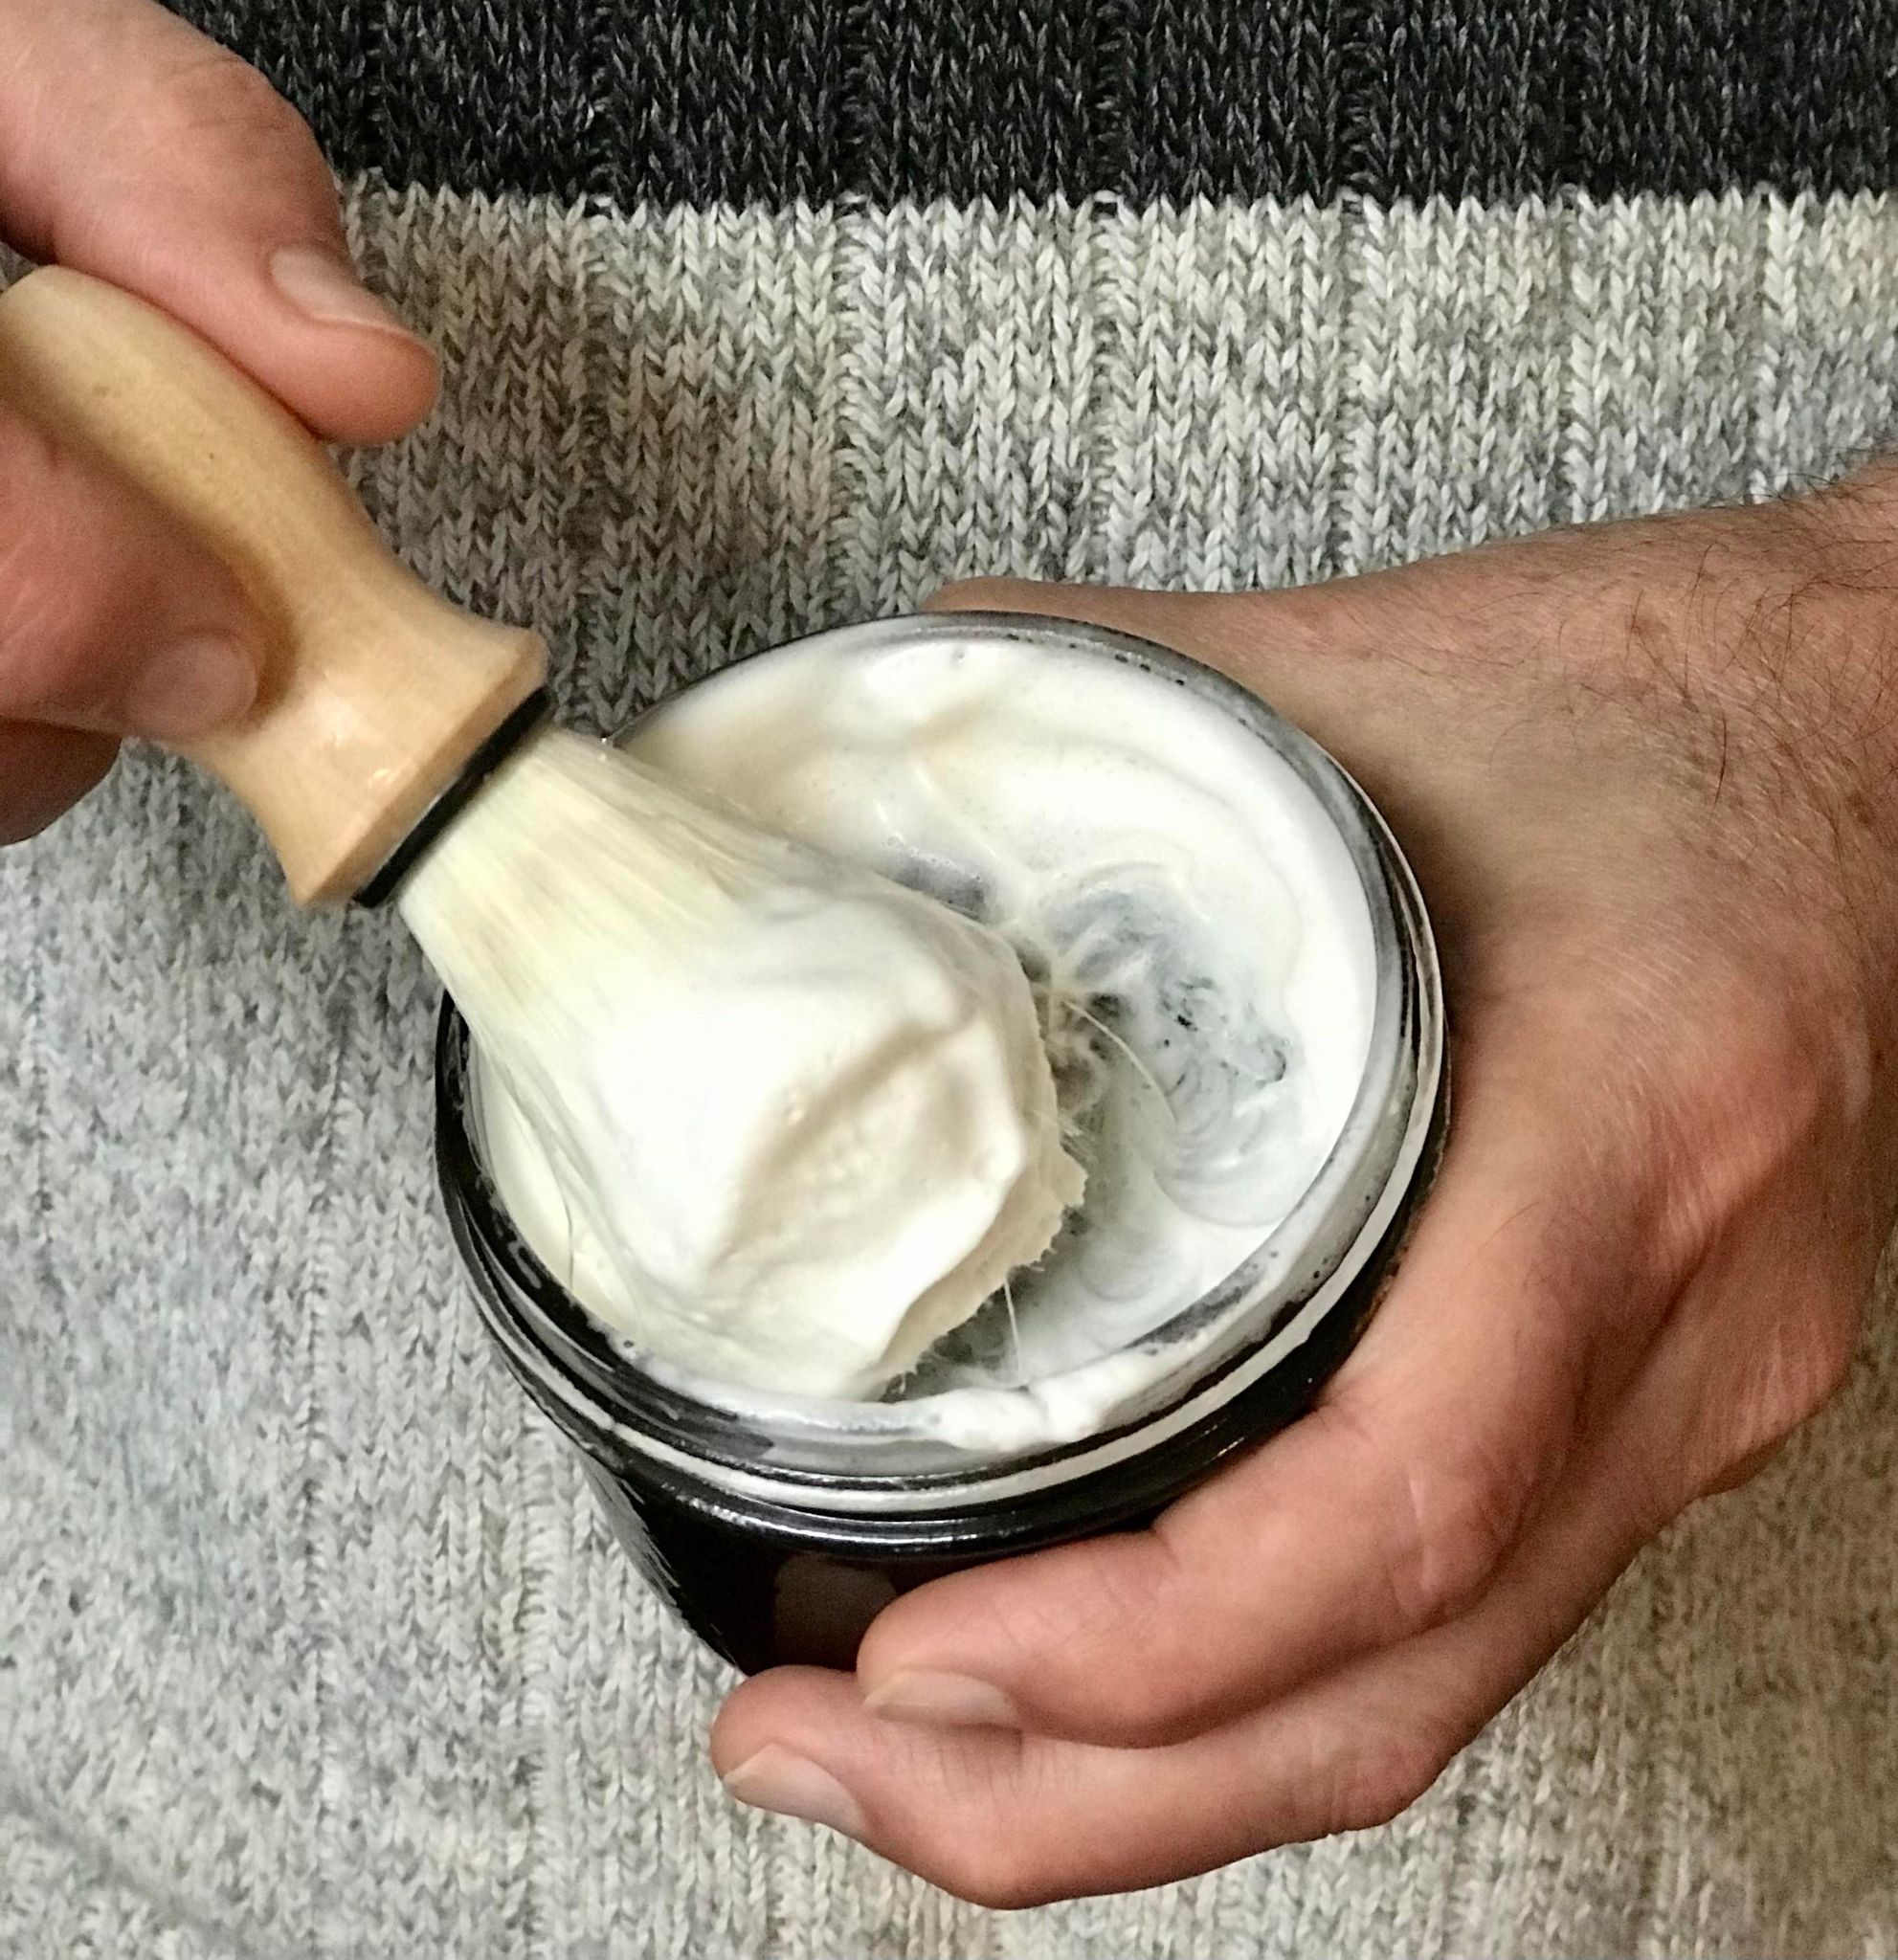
[434,614,1446,1673]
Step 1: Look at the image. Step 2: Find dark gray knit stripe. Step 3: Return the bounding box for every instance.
[173,0,1898,208]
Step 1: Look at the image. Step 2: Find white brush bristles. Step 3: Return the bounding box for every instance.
[398,727,1083,1397]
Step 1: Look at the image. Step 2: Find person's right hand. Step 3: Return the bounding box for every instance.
[0,0,437,844]
[713,482,1898,1904]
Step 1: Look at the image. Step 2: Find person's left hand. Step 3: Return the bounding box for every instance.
[707,486,1898,1904]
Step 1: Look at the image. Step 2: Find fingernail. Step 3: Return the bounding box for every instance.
[127,635,257,742]
[721,1747,867,1839]
[863,1670,1020,1729]
[269,245,421,342]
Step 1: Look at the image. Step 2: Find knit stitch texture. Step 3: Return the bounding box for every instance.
[174,0,1898,206]
[2,184,1897,1957]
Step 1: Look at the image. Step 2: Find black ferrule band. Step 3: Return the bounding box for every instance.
[353,689,554,910]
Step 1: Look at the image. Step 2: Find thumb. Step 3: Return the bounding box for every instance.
[0,0,436,444]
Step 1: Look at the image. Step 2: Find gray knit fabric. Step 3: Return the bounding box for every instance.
[3,184,1896,1958]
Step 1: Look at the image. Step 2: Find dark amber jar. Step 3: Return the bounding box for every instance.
[434,616,1446,1673]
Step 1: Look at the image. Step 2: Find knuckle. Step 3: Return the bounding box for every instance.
[920,1741,1074,1908]
[1319,1723,1456,1837]
[1717,1289,1863,1469]
[1004,1544,1209,1740]
[931,1838,1056,1911]
[1068,1536,1185,1656]
[157,48,312,151]
[1366,1428,1529,1635]
[868,1545,1216,1747]
[1656,968,1871,1248]
[954,1537,1174,1668]
[1774,1295,1862,1426]
[1054,1667,1206,1748]
[1806,1308,1862,1411]
[133,48,335,213]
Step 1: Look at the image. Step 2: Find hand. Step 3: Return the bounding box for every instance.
[0,0,436,844]
[712,483,1898,1903]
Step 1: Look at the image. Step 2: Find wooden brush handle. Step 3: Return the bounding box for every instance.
[0,266,547,905]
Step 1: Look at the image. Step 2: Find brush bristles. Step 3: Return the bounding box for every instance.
[401,726,1083,1399]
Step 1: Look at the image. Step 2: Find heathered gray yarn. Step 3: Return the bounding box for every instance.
[2,183,1896,1958]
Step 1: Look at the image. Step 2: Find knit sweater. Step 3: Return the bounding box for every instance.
[3,5,1896,1955]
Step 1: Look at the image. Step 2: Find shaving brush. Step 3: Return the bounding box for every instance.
[0,267,1081,1395]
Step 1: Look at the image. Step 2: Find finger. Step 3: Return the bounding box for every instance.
[0,405,259,744]
[714,1379,1666,1908]
[0,721,118,844]
[0,0,435,443]
[849,1036,1650,1748]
